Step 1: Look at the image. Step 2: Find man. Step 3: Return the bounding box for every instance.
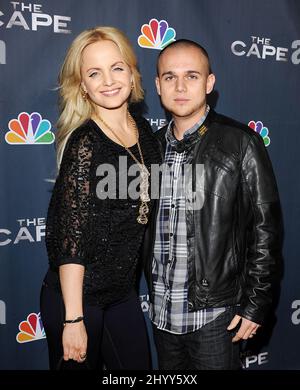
[143,39,283,370]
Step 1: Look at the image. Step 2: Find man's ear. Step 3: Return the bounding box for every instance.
[155,77,161,96]
[206,73,216,94]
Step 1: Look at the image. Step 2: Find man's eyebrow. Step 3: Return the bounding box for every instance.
[161,70,202,77]
[161,71,175,77]
[186,70,201,74]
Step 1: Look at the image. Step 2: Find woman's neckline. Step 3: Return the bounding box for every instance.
[90,118,138,149]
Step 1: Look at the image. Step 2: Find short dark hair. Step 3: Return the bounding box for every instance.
[157,39,212,75]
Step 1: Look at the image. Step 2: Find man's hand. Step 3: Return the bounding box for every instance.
[227,314,261,342]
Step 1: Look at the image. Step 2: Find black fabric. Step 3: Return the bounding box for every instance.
[40,282,151,370]
[153,306,240,370]
[44,114,161,307]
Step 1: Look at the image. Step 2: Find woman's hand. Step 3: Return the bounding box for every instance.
[59,264,86,363]
[62,321,88,363]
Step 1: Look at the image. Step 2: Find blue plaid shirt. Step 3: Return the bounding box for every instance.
[149,106,226,334]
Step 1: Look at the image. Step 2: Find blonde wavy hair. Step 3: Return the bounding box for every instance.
[56,26,144,167]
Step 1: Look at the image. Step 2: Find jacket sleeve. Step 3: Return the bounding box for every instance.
[46,129,94,269]
[238,132,283,324]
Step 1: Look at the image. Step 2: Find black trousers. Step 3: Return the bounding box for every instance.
[153,306,241,370]
[40,283,151,370]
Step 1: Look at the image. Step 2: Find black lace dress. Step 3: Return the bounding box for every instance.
[43,115,161,307]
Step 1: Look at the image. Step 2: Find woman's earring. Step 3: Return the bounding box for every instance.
[131,81,134,91]
[81,87,88,100]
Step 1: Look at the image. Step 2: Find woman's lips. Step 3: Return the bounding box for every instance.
[101,88,121,96]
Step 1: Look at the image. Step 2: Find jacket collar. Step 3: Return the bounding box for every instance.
[164,108,213,153]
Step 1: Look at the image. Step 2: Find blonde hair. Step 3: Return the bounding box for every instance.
[56,26,144,167]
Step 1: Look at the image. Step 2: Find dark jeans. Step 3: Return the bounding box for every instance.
[40,282,151,370]
[153,306,241,370]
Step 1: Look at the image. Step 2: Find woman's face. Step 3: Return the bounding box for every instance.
[81,40,133,111]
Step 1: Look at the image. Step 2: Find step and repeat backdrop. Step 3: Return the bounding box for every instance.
[0,0,299,370]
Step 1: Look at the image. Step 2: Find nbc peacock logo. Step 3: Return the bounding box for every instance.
[248,120,270,147]
[16,312,46,343]
[138,18,176,50]
[5,112,55,145]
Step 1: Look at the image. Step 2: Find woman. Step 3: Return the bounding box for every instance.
[40,26,161,370]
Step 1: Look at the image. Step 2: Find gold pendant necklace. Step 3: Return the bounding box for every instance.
[96,111,150,225]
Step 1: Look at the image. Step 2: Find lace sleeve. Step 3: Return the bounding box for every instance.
[46,128,94,269]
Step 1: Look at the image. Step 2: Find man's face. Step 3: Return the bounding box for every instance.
[156,46,215,121]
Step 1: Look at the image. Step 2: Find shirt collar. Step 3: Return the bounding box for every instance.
[166,105,210,146]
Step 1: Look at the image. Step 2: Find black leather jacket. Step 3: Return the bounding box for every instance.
[143,110,283,325]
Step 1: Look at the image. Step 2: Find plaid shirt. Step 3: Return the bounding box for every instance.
[149,107,226,334]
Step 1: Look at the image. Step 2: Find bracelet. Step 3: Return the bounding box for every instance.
[63,316,84,325]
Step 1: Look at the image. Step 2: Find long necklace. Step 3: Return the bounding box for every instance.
[96,111,150,225]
